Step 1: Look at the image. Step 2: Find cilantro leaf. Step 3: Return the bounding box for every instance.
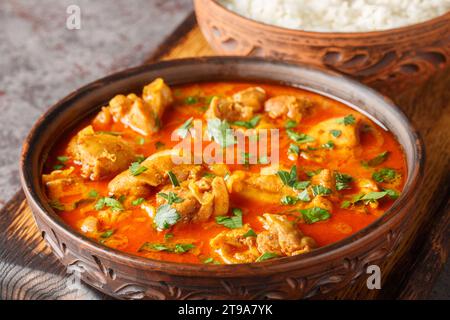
[215,209,243,229]
[362,151,389,167]
[288,143,300,155]
[285,119,297,129]
[321,141,334,149]
[49,200,64,211]
[177,117,194,138]
[243,229,257,238]
[167,171,180,187]
[337,114,356,125]
[233,115,261,129]
[330,129,342,137]
[277,165,298,187]
[88,189,99,198]
[207,118,235,148]
[95,197,124,212]
[300,207,331,224]
[132,197,145,206]
[281,195,299,205]
[129,162,148,176]
[185,96,198,105]
[311,185,332,196]
[372,168,397,183]
[297,189,311,202]
[154,204,180,230]
[158,192,184,205]
[256,252,279,262]
[100,229,114,239]
[286,129,315,144]
[335,172,353,191]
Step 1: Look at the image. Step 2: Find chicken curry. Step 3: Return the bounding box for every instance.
[42,79,406,264]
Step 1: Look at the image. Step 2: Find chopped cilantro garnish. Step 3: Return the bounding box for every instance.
[132,197,145,206]
[207,118,236,148]
[242,229,257,238]
[362,151,389,167]
[337,114,356,125]
[177,117,194,138]
[297,189,311,202]
[335,172,353,191]
[285,119,297,129]
[233,115,261,129]
[288,143,300,155]
[216,209,243,229]
[277,165,298,187]
[154,204,180,230]
[88,189,99,198]
[49,200,64,211]
[286,129,315,144]
[311,185,332,196]
[94,197,124,212]
[256,252,279,262]
[372,168,397,183]
[300,207,331,224]
[158,191,184,205]
[281,195,299,205]
[129,162,148,176]
[185,96,199,105]
[100,229,114,239]
[330,129,342,137]
[167,171,180,187]
[322,141,335,149]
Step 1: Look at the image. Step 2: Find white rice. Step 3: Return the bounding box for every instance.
[218,0,450,32]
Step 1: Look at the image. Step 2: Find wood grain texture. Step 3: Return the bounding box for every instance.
[1,21,448,300]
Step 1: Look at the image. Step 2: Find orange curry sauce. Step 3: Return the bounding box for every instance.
[43,82,407,264]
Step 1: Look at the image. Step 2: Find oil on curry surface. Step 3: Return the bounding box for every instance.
[42,78,406,264]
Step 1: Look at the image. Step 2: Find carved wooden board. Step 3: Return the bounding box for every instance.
[1,14,448,300]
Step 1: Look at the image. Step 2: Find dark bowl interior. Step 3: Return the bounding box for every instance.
[20,57,423,278]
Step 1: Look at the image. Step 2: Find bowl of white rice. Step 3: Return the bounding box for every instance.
[194,0,450,91]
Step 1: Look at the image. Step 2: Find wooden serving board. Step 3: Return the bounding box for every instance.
[1,14,448,300]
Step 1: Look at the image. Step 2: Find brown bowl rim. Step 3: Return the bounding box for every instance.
[208,0,450,37]
[20,56,424,277]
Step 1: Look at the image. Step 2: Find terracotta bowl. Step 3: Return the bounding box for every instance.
[20,57,424,300]
[194,0,450,93]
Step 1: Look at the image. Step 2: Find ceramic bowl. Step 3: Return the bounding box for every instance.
[194,0,450,93]
[20,57,424,299]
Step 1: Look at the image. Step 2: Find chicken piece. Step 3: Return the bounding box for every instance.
[356,178,379,194]
[264,95,312,122]
[355,178,380,209]
[256,214,316,256]
[97,209,131,227]
[157,176,229,223]
[80,216,98,234]
[210,225,260,264]
[42,167,86,200]
[101,234,129,250]
[309,196,333,212]
[94,78,173,136]
[142,77,173,119]
[226,170,296,204]
[107,94,160,136]
[108,149,201,198]
[307,117,361,150]
[311,169,334,191]
[205,96,254,122]
[232,87,266,111]
[67,126,135,181]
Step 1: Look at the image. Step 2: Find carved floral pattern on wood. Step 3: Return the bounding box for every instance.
[195,0,450,93]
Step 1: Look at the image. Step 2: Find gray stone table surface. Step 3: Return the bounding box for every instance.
[0,0,192,206]
[0,0,447,300]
